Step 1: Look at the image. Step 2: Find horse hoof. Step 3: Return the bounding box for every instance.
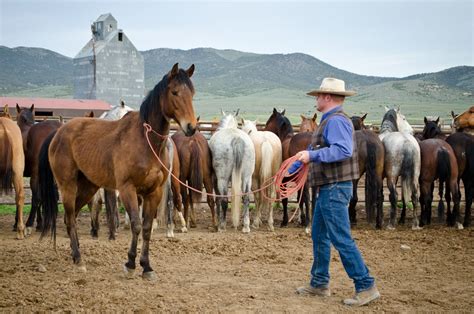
[25,227,33,237]
[16,231,25,240]
[387,225,395,230]
[251,223,260,229]
[142,271,157,281]
[181,227,188,233]
[456,222,464,230]
[268,225,275,232]
[304,227,311,235]
[166,230,175,238]
[123,265,135,279]
[411,226,423,231]
[242,226,250,233]
[152,220,158,231]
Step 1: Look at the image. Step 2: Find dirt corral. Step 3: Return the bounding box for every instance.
[0,207,472,312]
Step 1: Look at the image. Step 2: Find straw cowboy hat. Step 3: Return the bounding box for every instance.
[307,77,357,97]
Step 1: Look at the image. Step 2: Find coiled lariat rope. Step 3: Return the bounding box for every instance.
[144,123,309,222]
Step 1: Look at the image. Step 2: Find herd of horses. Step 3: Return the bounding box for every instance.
[1,63,473,278]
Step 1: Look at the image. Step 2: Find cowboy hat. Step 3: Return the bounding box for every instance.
[307,77,356,97]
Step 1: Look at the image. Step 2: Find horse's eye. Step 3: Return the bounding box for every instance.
[172,91,178,96]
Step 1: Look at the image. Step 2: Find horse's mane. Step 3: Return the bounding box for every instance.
[139,69,194,123]
[217,114,237,130]
[277,114,294,136]
[381,109,398,132]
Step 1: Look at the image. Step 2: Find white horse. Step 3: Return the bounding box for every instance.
[379,106,421,230]
[209,111,255,232]
[241,119,282,231]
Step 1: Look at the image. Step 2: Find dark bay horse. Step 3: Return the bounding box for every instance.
[422,117,446,140]
[446,132,474,227]
[0,115,26,239]
[171,129,216,229]
[418,139,460,227]
[39,63,197,279]
[350,115,385,229]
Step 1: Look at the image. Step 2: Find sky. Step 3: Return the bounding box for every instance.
[0,0,472,78]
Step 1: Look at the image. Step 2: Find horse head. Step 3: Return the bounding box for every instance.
[452,106,474,130]
[141,63,197,136]
[351,113,367,131]
[423,116,442,139]
[394,107,414,135]
[100,100,134,120]
[0,105,12,119]
[241,118,258,134]
[299,113,318,132]
[217,111,239,130]
[16,104,35,128]
[264,108,293,140]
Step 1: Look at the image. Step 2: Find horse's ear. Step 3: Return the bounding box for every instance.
[300,114,305,121]
[59,115,64,123]
[196,115,200,122]
[361,113,367,121]
[30,104,35,112]
[16,103,21,113]
[235,108,240,117]
[3,104,8,114]
[396,105,400,113]
[169,63,179,79]
[312,113,317,121]
[186,64,195,78]
[273,108,277,114]
[221,108,225,116]
[435,117,440,125]
[424,117,428,124]
[120,100,125,108]
[281,109,286,116]
[384,106,390,112]
[240,118,245,125]
[451,111,456,118]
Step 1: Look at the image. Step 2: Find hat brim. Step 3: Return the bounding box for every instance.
[307,89,357,97]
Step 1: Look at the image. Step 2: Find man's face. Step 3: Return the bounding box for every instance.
[315,94,330,112]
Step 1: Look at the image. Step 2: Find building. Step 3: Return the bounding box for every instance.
[0,97,111,120]
[73,13,144,108]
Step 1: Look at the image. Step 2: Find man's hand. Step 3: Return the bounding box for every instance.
[296,150,310,164]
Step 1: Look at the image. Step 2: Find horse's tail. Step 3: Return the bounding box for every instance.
[437,148,451,188]
[189,140,203,203]
[260,140,274,199]
[231,137,245,229]
[365,141,378,221]
[466,139,474,178]
[400,144,417,203]
[0,125,13,194]
[39,131,59,241]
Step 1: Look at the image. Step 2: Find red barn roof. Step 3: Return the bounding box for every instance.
[0,97,111,110]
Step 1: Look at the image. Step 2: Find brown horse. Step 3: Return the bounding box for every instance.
[418,139,460,227]
[39,63,197,278]
[16,104,35,153]
[0,116,26,239]
[299,113,317,132]
[264,108,294,161]
[452,106,474,132]
[349,115,385,229]
[445,132,474,227]
[171,129,216,229]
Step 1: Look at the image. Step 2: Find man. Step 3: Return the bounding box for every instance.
[291,77,380,306]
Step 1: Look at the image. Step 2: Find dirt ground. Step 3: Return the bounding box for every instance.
[0,206,473,312]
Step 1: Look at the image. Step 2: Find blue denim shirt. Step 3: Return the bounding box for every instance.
[308,106,353,163]
[288,106,353,174]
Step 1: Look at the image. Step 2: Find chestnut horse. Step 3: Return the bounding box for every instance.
[452,106,474,133]
[171,129,216,229]
[0,115,26,239]
[299,113,317,132]
[418,139,460,227]
[349,114,385,229]
[39,63,197,278]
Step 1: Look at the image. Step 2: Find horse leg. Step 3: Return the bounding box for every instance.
[172,177,186,233]
[140,190,161,281]
[25,176,39,236]
[104,189,118,240]
[242,180,251,233]
[12,172,25,240]
[204,174,216,229]
[410,181,421,230]
[252,179,262,229]
[463,178,473,228]
[165,183,176,237]
[348,178,358,226]
[419,181,431,227]
[375,182,384,230]
[387,179,398,230]
[119,186,141,276]
[89,191,101,239]
[437,180,445,223]
[216,179,228,232]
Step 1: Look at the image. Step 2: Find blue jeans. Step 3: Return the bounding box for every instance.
[310,181,375,293]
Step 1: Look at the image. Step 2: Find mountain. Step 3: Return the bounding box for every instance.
[0,46,73,94]
[1,45,472,121]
